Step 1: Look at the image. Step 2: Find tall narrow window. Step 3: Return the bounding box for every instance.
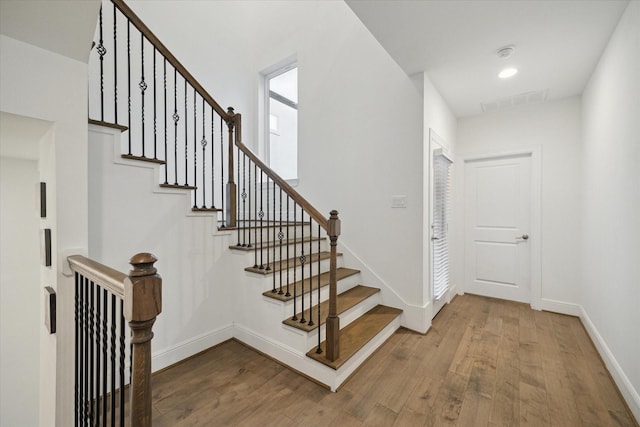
[266,65,297,181]
[432,149,452,303]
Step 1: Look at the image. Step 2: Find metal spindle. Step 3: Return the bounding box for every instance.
[83,277,89,424]
[272,179,277,277]
[211,107,216,209]
[266,177,271,272]
[184,79,188,186]
[300,212,306,324]
[153,47,157,159]
[95,283,102,425]
[278,188,284,295]
[253,163,258,267]
[247,158,252,248]
[292,202,298,321]
[102,288,108,425]
[98,7,105,121]
[237,144,241,245]
[201,98,207,208]
[285,196,291,297]
[316,223,322,353]
[193,87,197,207]
[119,300,125,426]
[113,4,118,123]
[241,153,247,246]
[172,68,178,185]
[163,59,168,184]
[110,294,116,427]
[140,33,146,157]
[127,20,131,155]
[308,224,314,327]
[74,273,80,426]
[220,116,224,226]
[259,170,264,269]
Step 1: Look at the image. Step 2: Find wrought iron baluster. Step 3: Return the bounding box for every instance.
[247,157,252,248]
[237,144,241,245]
[300,212,306,324]
[127,20,131,155]
[220,116,224,226]
[278,188,284,295]
[172,69,179,185]
[272,179,277,284]
[83,277,89,424]
[258,171,264,269]
[253,162,258,268]
[308,223,314,327]
[211,107,216,209]
[110,294,116,427]
[119,300,125,426]
[98,7,105,121]
[95,283,102,425]
[285,196,291,297]
[292,202,298,321]
[201,98,207,208]
[193,87,197,207]
[102,288,108,425]
[113,4,118,123]
[74,273,80,425]
[316,223,322,353]
[153,47,157,160]
[184,79,188,186]
[163,59,168,184]
[266,177,271,272]
[140,33,146,158]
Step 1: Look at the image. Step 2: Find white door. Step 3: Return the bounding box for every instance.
[464,154,532,303]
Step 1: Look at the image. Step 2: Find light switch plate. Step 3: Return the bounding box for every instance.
[391,195,407,208]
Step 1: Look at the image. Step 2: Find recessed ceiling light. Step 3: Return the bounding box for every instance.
[498,68,518,79]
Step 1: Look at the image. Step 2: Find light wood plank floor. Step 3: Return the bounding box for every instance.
[151,294,638,426]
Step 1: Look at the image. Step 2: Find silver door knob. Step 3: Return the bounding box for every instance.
[516,234,529,240]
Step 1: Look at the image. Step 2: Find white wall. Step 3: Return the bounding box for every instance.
[1,34,90,426]
[454,96,583,311]
[128,1,426,327]
[0,157,40,427]
[581,1,640,419]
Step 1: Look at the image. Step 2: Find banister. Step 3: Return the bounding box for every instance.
[110,0,230,122]
[235,135,330,231]
[67,254,126,298]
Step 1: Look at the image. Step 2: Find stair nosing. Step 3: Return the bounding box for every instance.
[245,251,341,275]
[230,235,326,251]
[261,267,360,302]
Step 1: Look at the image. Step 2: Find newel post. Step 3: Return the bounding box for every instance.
[124,253,162,427]
[326,210,341,361]
[226,107,237,228]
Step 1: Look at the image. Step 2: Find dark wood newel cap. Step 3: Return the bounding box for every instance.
[227,106,235,115]
[129,253,158,277]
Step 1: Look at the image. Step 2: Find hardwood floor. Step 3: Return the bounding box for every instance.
[150,294,638,426]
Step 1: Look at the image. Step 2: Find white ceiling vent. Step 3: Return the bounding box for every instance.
[481,89,548,113]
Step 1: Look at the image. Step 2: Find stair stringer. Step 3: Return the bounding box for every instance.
[338,239,434,334]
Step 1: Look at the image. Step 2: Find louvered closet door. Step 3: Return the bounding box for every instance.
[432,151,452,316]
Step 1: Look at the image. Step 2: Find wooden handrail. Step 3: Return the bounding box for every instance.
[68,253,161,427]
[234,120,329,231]
[68,255,127,298]
[110,0,230,121]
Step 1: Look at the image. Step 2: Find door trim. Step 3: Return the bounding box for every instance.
[461,147,542,309]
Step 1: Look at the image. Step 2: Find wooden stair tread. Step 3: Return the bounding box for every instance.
[230,236,325,251]
[262,267,360,302]
[306,305,402,370]
[283,285,379,332]
[192,207,223,212]
[159,183,196,190]
[245,251,339,275]
[121,154,166,164]
[88,119,128,132]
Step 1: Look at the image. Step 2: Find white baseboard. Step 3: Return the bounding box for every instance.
[539,298,581,316]
[579,306,640,422]
[152,324,234,372]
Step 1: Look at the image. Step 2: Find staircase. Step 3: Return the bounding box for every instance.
[88,0,402,392]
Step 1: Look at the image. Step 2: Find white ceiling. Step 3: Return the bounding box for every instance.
[0,0,101,63]
[345,0,629,117]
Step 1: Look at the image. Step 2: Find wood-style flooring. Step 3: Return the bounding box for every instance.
[150,294,638,426]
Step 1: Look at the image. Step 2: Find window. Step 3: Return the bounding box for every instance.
[265,65,297,181]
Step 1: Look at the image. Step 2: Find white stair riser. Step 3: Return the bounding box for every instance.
[230,239,329,259]
[233,224,318,243]
[274,273,362,311]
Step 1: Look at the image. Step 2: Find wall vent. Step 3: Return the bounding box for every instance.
[481,89,548,113]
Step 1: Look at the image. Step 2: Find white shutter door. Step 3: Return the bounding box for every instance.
[433,151,452,302]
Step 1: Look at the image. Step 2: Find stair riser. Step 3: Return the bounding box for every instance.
[246,257,343,286]
[233,224,317,243]
[294,292,382,351]
[273,274,361,311]
[230,239,328,258]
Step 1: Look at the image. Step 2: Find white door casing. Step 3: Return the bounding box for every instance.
[464,152,540,305]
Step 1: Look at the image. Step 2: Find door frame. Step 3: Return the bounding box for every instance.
[460,146,542,310]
